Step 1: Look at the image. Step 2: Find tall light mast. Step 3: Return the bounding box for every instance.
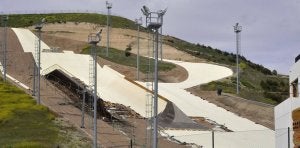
[34,18,45,104]
[88,29,102,148]
[106,1,112,57]
[141,6,166,148]
[1,16,8,82]
[234,23,242,94]
[135,17,142,80]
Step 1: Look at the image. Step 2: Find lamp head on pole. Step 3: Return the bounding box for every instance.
[2,15,8,22]
[234,23,242,33]
[141,5,150,17]
[35,18,46,30]
[106,1,112,9]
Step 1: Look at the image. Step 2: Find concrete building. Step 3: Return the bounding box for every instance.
[275,54,300,148]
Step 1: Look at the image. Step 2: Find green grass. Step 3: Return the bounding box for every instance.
[4,13,144,31]
[0,80,60,147]
[81,46,176,73]
[200,66,288,104]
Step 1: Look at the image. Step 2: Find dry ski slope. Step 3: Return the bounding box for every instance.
[12,28,274,148]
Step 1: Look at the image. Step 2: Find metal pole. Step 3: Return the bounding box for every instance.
[32,63,36,96]
[234,23,241,95]
[288,127,290,148]
[152,28,159,148]
[212,130,215,148]
[92,44,98,148]
[236,31,239,94]
[136,24,140,80]
[160,25,162,61]
[37,29,41,104]
[106,3,111,57]
[2,16,8,82]
[81,88,86,128]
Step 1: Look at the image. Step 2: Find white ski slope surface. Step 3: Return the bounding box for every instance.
[12,28,167,117]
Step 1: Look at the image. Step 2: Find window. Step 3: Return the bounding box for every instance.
[292,79,299,97]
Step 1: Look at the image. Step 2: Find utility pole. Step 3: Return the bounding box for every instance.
[34,18,45,104]
[135,17,142,80]
[141,6,166,148]
[80,87,86,128]
[234,23,242,94]
[88,29,102,148]
[2,15,8,82]
[106,1,112,57]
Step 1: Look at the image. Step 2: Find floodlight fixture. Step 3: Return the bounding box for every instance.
[88,29,102,44]
[106,1,112,9]
[234,23,242,33]
[135,17,142,25]
[158,8,167,17]
[35,18,46,30]
[142,5,150,15]
[2,15,8,22]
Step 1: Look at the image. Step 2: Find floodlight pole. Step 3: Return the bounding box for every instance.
[35,19,44,105]
[106,1,112,57]
[80,87,86,128]
[153,27,159,148]
[2,16,8,82]
[135,17,142,80]
[88,30,102,148]
[159,26,163,61]
[142,6,165,148]
[234,23,242,95]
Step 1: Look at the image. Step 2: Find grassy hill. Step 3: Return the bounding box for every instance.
[2,13,289,104]
[0,78,91,147]
[163,36,289,104]
[5,13,141,31]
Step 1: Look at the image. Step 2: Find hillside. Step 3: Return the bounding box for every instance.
[0,78,91,147]
[3,13,289,105]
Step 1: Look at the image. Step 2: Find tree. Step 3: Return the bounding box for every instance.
[272,70,278,75]
[125,45,132,57]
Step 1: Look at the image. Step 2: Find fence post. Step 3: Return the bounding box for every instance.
[212,130,215,148]
[130,139,133,148]
[288,127,290,148]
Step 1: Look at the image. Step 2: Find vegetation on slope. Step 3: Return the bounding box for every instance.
[0,78,91,147]
[164,36,289,104]
[4,13,142,31]
[81,45,176,73]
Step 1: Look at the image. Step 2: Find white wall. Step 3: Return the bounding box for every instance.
[275,60,300,148]
[275,99,292,148]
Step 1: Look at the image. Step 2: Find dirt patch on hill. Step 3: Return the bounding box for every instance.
[42,33,188,83]
[186,88,274,130]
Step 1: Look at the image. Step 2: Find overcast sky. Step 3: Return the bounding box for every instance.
[1,0,300,74]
